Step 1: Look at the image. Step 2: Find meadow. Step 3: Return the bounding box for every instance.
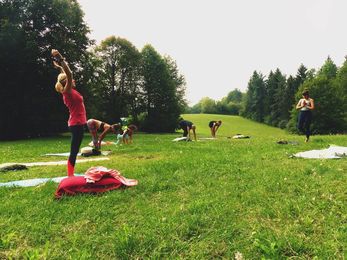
[0,114,346,259]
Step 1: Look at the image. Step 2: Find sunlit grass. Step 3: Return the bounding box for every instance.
[0,114,346,258]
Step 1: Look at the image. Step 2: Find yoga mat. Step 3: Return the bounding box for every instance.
[0,158,110,168]
[293,145,347,159]
[0,174,84,187]
[44,151,112,157]
[173,137,188,142]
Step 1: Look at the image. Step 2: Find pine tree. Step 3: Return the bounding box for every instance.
[243,71,266,122]
[265,69,286,126]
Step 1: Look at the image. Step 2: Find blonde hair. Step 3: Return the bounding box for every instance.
[55,73,66,93]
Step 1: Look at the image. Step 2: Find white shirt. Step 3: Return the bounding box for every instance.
[300,98,311,111]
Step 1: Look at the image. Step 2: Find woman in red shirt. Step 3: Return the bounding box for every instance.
[52,49,87,177]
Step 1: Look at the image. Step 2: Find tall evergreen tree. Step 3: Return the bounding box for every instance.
[263,70,275,122]
[283,75,296,123]
[334,56,347,126]
[295,64,307,83]
[317,56,337,80]
[265,69,286,126]
[243,71,266,122]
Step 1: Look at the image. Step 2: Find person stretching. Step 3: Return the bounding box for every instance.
[296,89,315,142]
[52,49,87,177]
[121,124,137,144]
[87,119,122,150]
[179,120,197,141]
[209,120,222,138]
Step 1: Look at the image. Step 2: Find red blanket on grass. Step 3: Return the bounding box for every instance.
[55,166,138,199]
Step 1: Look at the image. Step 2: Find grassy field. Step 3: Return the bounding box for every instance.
[0,114,346,259]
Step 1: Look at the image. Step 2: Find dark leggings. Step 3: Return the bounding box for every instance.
[183,127,191,137]
[298,111,312,139]
[68,124,85,167]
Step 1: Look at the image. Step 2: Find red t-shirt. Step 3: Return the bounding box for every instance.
[62,88,87,126]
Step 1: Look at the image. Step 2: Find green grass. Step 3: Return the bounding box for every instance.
[0,114,346,259]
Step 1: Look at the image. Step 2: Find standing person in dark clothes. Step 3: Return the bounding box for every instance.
[208,120,222,138]
[179,120,197,141]
[296,89,315,142]
[52,49,87,177]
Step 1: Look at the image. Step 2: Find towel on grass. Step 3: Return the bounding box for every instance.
[293,145,347,159]
[55,166,138,199]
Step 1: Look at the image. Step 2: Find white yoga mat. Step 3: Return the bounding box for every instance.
[232,134,250,139]
[0,158,109,168]
[0,174,84,187]
[44,151,112,157]
[293,145,347,159]
[173,137,188,142]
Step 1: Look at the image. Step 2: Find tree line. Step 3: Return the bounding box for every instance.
[186,89,244,115]
[187,57,347,134]
[243,57,346,134]
[0,0,186,140]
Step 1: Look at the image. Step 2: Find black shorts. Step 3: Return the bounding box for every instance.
[209,121,215,128]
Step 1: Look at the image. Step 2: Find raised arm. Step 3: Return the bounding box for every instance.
[51,49,73,93]
[53,61,64,73]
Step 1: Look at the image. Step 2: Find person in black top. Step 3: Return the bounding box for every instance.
[178,120,197,141]
[209,120,222,138]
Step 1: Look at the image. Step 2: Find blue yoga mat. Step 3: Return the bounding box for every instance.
[0,174,83,187]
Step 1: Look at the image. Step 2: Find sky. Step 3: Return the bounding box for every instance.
[77,0,347,105]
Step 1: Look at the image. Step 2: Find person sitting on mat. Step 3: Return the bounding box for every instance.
[209,120,222,138]
[87,119,122,150]
[178,120,197,141]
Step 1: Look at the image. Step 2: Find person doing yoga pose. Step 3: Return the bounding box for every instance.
[178,120,197,141]
[208,120,222,138]
[52,49,86,177]
[87,119,122,150]
[296,89,315,142]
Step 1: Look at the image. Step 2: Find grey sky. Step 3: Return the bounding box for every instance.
[77,0,347,105]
